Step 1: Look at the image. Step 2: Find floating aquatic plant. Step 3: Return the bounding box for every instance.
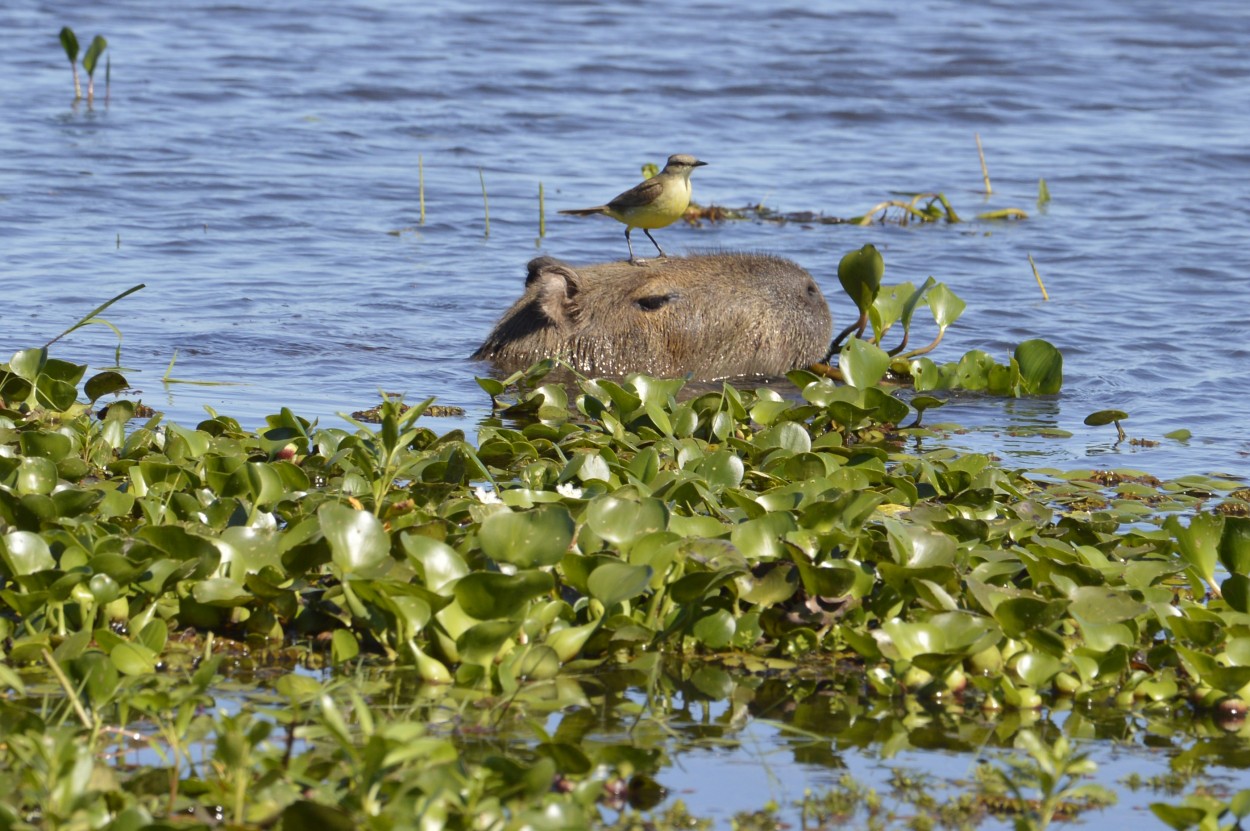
[0,261,1245,827]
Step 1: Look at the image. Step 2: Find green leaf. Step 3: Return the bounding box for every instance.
[1219,516,1250,576]
[692,608,735,649]
[279,801,356,831]
[695,450,744,490]
[882,612,999,660]
[884,520,956,568]
[110,641,157,676]
[8,348,46,381]
[867,281,911,342]
[837,244,884,315]
[732,512,798,561]
[992,597,1067,638]
[1149,804,1209,830]
[19,430,72,461]
[84,370,128,403]
[925,283,965,329]
[454,570,553,620]
[59,27,80,62]
[458,619,522,666]
[1230,789,1250,819]
[1067,585,1147,625]
[545,619,599,663]
[191,577,251,606]
[319,503,391,578]
[586,495,668,546]
[1084,409,1128,427]
[840,337,892,388]
[1176,646,1250,693]
[83,35,108,76]
[898,277,936,336]
[401,534,469,592]
[1167,513,1223,591]
[1223,574,1250,613]
[587,561,652,608]
[479,504,575,567]
[16,457,58,496]
[1013,651,1062,688]
[475,376,505,397]
[2,531,55,576]
[757,421,811,453]
[330,630,359,665]
[1014,339,1063,394]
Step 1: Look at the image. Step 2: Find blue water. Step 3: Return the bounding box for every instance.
[4,0,1249,823]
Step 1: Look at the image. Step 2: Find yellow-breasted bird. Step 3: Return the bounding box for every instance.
[560,154,707,264]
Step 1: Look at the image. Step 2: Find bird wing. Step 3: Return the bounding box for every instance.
[607,177,665,212]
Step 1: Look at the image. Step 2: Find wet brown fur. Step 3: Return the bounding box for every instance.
[472,253,832,380]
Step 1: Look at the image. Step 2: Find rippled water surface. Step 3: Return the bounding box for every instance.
[5,1,1249,477]
[4,0,1250,822]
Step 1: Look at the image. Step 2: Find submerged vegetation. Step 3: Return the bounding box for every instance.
[0,244,1247,827]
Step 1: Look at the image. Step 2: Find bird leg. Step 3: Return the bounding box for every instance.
[643,229,668,259]
[625,227,646,265]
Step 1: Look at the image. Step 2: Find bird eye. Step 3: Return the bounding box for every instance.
[635,293,678,312]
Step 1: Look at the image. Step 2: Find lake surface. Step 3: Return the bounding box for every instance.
[3,0,1249,824]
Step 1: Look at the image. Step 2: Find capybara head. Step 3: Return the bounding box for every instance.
[472,253,832,380]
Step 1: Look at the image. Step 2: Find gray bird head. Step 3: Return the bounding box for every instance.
[663,154,708,172]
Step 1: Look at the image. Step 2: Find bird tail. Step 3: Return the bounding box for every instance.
[558,206,609,216]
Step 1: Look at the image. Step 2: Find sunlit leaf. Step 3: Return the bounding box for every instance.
[319,503,391,577]
[110,641,157,676]
[401,534,469,592]
[837,244,884,315]
[586,495,668,546]
[1167,513,1223,593]
[479,504,574,567]
[2,531,55,576]
[1014,339,1063,395]
[926,283,965,329]
[840,337,892,388]
[587,561,652,608]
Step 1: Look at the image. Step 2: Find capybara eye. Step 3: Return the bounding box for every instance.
[635,294,678,312]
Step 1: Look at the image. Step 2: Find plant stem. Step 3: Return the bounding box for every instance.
[42,648,94,730]
[976,133,993,195]
[1028,253,1050,301]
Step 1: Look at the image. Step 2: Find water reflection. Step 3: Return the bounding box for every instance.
[341,659,1250,825]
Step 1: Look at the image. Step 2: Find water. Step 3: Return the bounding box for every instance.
[4,0,1250,822]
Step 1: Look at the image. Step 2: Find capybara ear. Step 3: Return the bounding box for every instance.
[524,256,565,287]
[527,258,582,329]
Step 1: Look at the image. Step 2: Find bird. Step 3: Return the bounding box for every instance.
[559,154,707,264]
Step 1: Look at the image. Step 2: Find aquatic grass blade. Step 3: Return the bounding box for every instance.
[45,284,145,348]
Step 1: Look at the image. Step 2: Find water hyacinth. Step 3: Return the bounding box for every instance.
[0,270,1242,826]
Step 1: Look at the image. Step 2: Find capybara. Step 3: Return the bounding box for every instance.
[472,253,833,379]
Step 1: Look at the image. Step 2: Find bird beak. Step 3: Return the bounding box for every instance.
[694,160,708,167]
